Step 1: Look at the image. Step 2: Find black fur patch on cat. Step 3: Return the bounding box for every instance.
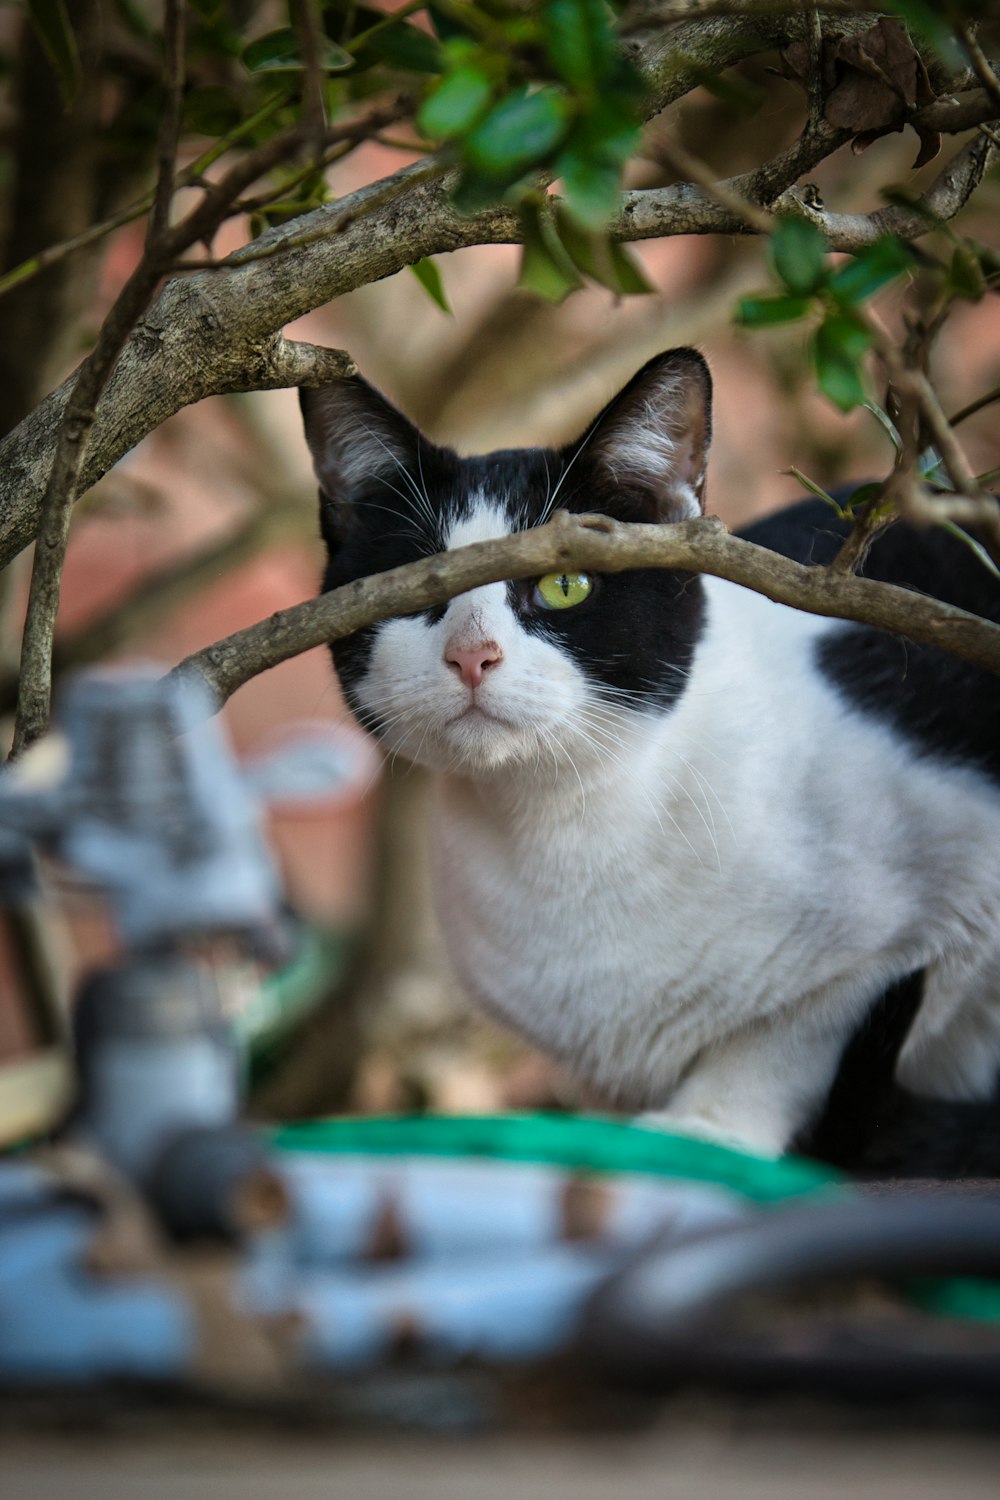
[798,969,1000,1177]
[749,499,1000,1175]
[304,381,708,721]
[517,451,706,712]
[740,498,1000,783]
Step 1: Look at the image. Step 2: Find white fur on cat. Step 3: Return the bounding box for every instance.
[352,497,1000,1156]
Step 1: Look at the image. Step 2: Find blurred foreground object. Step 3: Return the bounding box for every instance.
[0,672,1000,1406]
[0,667,280,951]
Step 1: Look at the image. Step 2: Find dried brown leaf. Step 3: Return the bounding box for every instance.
[811,19,941,164]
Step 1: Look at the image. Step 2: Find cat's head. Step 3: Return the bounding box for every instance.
[300,349,711,776]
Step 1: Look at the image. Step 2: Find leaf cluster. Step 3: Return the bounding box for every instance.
[417,1,648,299]
[738,215,999,414]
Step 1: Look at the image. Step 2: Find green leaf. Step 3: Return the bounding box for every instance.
[427,5,474,44]
[242,29,353,74]
[409,257,451,313]
[544,0,615,91]
[967,239,1000,286]
[418,66,493,139]
[440,36,480,65]
[813,312,872,411]
[770,218,828,297]
[253,196,328,230]
[918,445,949,489]
[781,467,845,515]
[556,152,622,229]
[736,294,812,328]
[553,97,640,229]
[556,208,652,294]
[466,87,571,179]
[844,481,885,511]
[28,0,80,104]
[828,237,912,305]
[517,200,582,302]
[364,21,444,75]
[606,242,653,296]
[570,96,642,171]
[862,400,902,453]
[450,170,508,216]
[940,520,1000,580]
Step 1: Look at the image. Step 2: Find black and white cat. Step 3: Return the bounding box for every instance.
[301,349,1000,1175]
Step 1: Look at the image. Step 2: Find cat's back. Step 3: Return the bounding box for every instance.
[738,498,1000,782]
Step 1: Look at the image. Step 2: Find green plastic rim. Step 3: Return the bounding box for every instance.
[271,1113,1000,1323]
[271,1111,841,1204]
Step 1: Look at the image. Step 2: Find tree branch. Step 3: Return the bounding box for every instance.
[170,511,1000,713]
[620,2,880,116]
[625,128,995,249]
[10,0,191,756]
[7,7,380,752]
[777,133,997,253]
[294,0,328,159]
[0,10,990,573]
[957,21,1000,118]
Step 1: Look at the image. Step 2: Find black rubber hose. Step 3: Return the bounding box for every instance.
[582,1193,1000,1399]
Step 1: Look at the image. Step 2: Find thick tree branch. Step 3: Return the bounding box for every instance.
[171,511,1000,712]
[620,2,879,115]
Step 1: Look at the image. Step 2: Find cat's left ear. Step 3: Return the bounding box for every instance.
[582,349,712,522]
[299,376,423,549]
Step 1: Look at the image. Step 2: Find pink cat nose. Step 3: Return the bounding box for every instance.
[444,640,503,689]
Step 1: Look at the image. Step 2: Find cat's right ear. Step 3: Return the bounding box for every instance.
[581,349,713,522]
[299,377,421,549]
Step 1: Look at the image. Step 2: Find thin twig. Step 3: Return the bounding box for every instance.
[604,124,1000,574]
[236,144,356,215]
[0,4,994,580]
[10,0,191,758]
[957,21,1000,116]
[855,303,1000,558]
[294,0,327,160]
[950,385,1000,429]
[628,130,996,251]
[805,4,825,119]
[0,93,289,302]
[0,89,416,304]
[148,4,187,245]
[10,91,410,752]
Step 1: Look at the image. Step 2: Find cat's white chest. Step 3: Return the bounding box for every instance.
[430,755,774,1106]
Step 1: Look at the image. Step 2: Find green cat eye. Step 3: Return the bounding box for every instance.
[533,572,594,610]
